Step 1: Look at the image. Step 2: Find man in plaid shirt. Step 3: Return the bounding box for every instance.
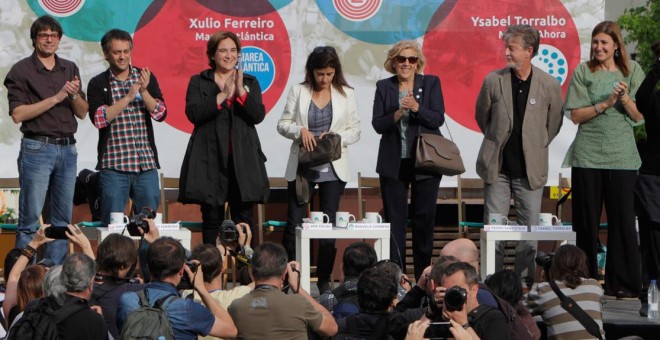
[87,29,167,226]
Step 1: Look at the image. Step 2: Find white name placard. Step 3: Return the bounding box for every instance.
[347,223,391,230]
[484,225,528,232]
[531,225,573,232]
[107,223,181,231]
[301,223,333,230]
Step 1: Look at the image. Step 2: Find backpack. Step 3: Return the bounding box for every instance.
[479,283,541,340]
[6,296,87,340]
[332,285,360,320]
[119,290,177,340]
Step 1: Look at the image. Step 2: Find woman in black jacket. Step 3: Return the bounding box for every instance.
[179,31,269,245]
[635,41,660,316]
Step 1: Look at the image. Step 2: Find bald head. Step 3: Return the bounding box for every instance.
[440,239,479,270]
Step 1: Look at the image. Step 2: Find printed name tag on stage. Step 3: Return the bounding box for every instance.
[484,225,528,232]
[301,223,333,230]
[107,223,181,231]
[531,225,573,232]
[347,223,391,230]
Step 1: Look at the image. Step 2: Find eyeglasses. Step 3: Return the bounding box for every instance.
[396,55,418,64]
[313,46,337,55]
[36,32,61,41]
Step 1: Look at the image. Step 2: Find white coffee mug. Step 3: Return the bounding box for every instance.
[539,213,559,226]
[336,211,356,227]
[488,213,508,225]
[110,212,129,225]
[364,212,383,223]
[154,213,163,224]
[309,211,330,223]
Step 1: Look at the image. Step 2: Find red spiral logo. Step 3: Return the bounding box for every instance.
[39,0,85,16]
[333,0,382,22]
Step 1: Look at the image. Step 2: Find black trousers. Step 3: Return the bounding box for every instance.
[635,174,660,301]
[572,167,640,296]
[381,158,441,280]
[282,178,346,282]
[200,156,255,245]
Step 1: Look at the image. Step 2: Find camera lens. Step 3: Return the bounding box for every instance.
[444,286,467,311]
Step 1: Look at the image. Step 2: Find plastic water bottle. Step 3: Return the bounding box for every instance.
[649,280,659,320]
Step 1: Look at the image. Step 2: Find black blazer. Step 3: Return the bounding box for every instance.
[372,74,445,178]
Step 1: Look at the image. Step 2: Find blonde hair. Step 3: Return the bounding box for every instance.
[384,40,426,74]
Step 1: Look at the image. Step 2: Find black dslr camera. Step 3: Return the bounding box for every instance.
[535,251,554,271]
[219,220,238,244]
[126,207,156,236]
[444,285,468,311]
[177,260,199,290]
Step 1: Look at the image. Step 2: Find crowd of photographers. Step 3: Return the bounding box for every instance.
[0,217,603,340]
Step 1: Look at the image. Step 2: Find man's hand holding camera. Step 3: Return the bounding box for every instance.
[286,261,301,293]
[184,259,205,293]
[138,218,161,243]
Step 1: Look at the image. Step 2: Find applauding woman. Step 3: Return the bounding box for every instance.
[372,40,445,280]
[277,46,360,293]
[179,31,269,245]
[562,21,645,299]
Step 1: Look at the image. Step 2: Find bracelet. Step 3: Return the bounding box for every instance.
[593,104,603,115]
[621,97,630,106]
[69,93,78,100]
[21,245,37,261]
[462,322,471,330]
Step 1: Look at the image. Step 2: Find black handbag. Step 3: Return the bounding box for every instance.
[297,133,342,168]
[415,132,465,176]
[296,133,342,204]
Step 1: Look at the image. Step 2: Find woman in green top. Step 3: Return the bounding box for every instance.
[563,21,644,299]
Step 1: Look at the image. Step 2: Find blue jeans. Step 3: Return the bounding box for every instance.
[17,138,76,265]
[484,174,542,282]
[99,169,160,226]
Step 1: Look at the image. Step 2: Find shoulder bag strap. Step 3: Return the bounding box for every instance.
[547,279,603,340]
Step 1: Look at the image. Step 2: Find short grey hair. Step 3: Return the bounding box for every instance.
[61,253,96,292]
[503,25,540,57]
[43,265,66,305]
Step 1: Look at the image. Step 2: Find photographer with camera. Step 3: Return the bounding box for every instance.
[228,242,338,339]
[526,244,604,340]
[432,261,510,340]
[217,220,252,285]
[117,237,237,339]
[91,218,159,339]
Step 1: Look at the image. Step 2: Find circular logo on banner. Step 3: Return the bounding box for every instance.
[333,0,382,22]
[240,46,276,92]
[422,0,580,132]
[38,0,85,17]
[28,0,156,41]
[316,0,452,44]
[533,44,568,85]
[132,0,291,134]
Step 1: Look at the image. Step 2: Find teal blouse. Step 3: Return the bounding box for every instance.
[562,61,645,169]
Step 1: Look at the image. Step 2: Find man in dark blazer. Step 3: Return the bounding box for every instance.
[475,25,563,285]
[87,29,167,226]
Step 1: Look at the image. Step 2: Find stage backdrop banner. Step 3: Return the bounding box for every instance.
[0,0,604,187]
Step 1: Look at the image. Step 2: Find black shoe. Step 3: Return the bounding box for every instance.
[616,290,639,300]
[317,280,331,294]
[640,302,649,317]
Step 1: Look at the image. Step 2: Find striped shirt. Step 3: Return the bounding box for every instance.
[526,278,605,340]
[93,66,165,172]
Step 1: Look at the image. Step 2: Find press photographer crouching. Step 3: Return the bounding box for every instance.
[90,218,160,339]
[526,244,605,340]
[217,220,253,285]
[426,261,511,340]
[181,244,254,311]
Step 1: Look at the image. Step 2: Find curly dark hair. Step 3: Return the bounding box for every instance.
[357,267,398,313]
